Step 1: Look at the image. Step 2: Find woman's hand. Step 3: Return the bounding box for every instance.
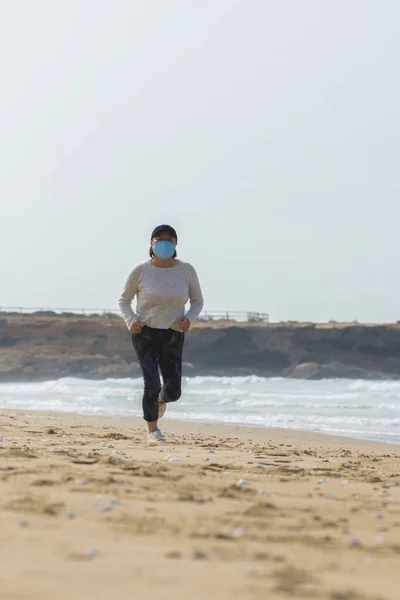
[179,317,191,332]
[129,320,144,334]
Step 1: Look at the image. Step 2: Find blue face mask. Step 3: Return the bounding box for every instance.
[153,240,176,260]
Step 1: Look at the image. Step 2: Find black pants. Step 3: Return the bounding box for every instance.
[132,326,185,422]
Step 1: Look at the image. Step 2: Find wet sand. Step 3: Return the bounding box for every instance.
[0,410,399,600]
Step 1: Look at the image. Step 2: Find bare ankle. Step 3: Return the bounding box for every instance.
[148,420,158,434]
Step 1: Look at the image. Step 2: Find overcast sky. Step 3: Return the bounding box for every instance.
[0,0,399,322]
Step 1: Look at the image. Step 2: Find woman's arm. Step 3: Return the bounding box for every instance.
[118,266,141,330]
[185,265,204,323]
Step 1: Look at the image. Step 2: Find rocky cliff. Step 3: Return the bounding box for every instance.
[1,316,400,381]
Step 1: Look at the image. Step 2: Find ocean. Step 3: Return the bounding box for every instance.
[1,376,399,444]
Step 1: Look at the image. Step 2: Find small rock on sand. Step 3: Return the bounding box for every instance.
[17,520,29,528]
[192,550,210,560]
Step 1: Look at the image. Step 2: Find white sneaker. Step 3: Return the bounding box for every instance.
[148,429,166,445]
[158,401,167,419]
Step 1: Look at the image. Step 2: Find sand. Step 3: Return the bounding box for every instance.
[0,411,399,600]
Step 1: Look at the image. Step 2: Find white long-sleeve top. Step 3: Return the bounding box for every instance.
[118,260,204,331]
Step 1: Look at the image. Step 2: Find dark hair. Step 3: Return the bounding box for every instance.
[149,245,177,259]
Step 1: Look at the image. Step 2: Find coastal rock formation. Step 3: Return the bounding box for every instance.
[0,315,400,381]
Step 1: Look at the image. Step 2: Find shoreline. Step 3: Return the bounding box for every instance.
[0,409,399,599]
[1,408,399,451]
[1,405,400,447]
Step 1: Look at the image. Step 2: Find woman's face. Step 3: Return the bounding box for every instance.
[151,231,177,259]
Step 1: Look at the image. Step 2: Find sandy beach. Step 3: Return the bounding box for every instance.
[0,411,399,600]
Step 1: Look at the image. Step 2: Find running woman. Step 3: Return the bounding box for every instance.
[118,224,204,444]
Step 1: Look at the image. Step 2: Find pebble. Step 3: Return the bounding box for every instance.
[259,490,269,495]
[75,479,87,486]
[238,479,250,486]
[110,499,120,507]
[232,527,245,538]
[87,549,100,557]
[112,451,126,455]
[207,450,215,454]
[0,436,4,442]
[17,520,29,528]
[168,457,181,463]
[254,464,265,470]
[192,550,210,560]
[98,504,113,514]
[223,471,230,476]
[319,479,328,484]
[375,514,384,520]
[66,512,76,519]
[349,538,362,548]
[99,442,106,447]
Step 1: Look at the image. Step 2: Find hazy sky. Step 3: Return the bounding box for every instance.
[1,0,399,322]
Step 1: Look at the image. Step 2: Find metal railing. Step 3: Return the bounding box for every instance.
[0,306,269,323]
[198,311,269,322]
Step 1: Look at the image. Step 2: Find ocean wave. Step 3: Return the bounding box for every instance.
[1,375,399,444]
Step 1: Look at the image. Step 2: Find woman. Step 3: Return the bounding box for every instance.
[118,224,204,444]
